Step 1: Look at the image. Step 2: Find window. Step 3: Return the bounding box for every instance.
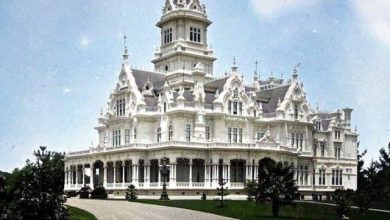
[228,101,232,113]
[335,130,341,140]
[313,144,317,157]
[163,28,172,45]
[189,27,201,43]
[168,124,174,141]
[254,110,257,117]
[291,132,303,148]
[157,127,162,143]
[125,129,130,144]
[332,169,343,185]
[228,127,232,143]
[233,102,238,115]
[112,130,121,146]
[256,132,264,141]
[239,102,243,115]
[315,121,322,130]
[116,98,126,116]
[228,127,242,143]
[233,128,238,143]
[185,124,191,142]
[205,126,211,141]
[238,128,243,143]
[133,128,137,140]
[321,143,325,157]
[297,165,308,186]
[335,146,341,160]
[163,102,167,113]
[294,103,299,119]
[318,169,326,185]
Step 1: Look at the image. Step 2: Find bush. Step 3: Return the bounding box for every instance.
[79,185,91,199]
[90,185,108,199]
[126,184,137,201]
[201,192,207,200]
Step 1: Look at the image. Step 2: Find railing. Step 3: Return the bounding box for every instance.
[106,183,114,188]
[176,182,190,187]
[145,106,158,112]
[138,183,144,188]
[192,182,205,187]
[204,104,213,110]
[262,112,277,118]
[150,182,159,187]
[115,183,123,188]
[230,182,244,188]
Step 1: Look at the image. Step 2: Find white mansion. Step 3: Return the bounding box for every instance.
[64,0,358,198]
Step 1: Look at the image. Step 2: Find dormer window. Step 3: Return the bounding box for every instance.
[293,103,299,119]
[116,98,126,116]
[163,28,173,45]
[190,27,201,43]
[315,121,322,130]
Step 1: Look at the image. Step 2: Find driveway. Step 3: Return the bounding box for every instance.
[66,198,236,220]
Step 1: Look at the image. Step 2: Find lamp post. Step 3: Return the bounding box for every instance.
[159,158,170,200]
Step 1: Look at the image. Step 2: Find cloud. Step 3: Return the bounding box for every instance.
[351,0,390,46]
[80,36,90,48]
[250,0,319,19]
[63,87,71,94]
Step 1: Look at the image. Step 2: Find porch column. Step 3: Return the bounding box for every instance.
[189,159,193,186]
[158,160,161,186]
[143,164,147,187]
[75,166,79,186]
[90,163,94,189]
[204,162,208,184]
[64,169,67,188]
[227,163,231,184]
[132,162,138,185]
[122,161,126,188]
[113,162,116,186]
[103,162,107,188]
[82,164,85,185]
[145,163,150,187]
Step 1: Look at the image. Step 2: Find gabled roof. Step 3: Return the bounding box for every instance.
[204,77,228,92]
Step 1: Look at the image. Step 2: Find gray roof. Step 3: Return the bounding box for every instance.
[132,69,166,92]
[258,85,290,113]
[130,69,290,111]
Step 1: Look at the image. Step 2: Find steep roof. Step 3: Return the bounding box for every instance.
[258,85,290,113]
[204,77,229,92]
[132,69,166,92]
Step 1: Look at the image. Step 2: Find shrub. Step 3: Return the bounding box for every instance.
[79,185,91,199]
[201,192,207,200]
[90,184,108,199]
[126,184,137,201]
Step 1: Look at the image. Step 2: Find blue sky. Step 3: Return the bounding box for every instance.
[0,0,389,171]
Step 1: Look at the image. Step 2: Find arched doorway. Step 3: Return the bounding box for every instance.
[93,160,104,188]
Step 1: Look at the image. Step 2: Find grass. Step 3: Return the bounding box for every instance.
[137,200,390,220]
[68,206,97,220]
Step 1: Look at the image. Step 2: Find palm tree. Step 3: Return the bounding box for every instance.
[256,158,297,217]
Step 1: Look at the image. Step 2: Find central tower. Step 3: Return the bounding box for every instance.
[152,0,216,87]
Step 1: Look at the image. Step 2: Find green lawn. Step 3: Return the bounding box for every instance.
[138,200,390,220]
[68,206,97,220]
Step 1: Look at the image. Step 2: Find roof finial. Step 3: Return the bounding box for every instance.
[231,56,238,73]
[293,62,301,79]
[123,34,128,60]
[254,60,259,81]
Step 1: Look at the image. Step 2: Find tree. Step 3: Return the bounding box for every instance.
[256,158,297,217]
[375,142,390,200]
[126,184,137,201]
[1,146,67,220]
[244,180,257,201]
[333,189,354,219]
[216,181,229,208]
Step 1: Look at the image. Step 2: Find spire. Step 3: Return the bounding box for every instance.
[293,62,301,80]
[231,56,238,74]
[123,34,129,61]
[254,60,259,81]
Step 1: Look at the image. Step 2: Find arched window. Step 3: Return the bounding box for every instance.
[157,127,162,142]
[168,124,174,141]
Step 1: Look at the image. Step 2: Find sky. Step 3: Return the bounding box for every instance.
[0,0,389,171]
